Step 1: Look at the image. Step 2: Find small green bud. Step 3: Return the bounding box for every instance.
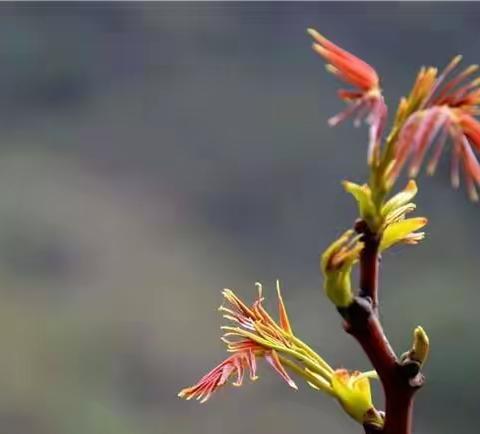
[411,326,429,366]
[332,369,383,428]
[343,181,378,229]
[321,230,363,308]
[324,270,354,308]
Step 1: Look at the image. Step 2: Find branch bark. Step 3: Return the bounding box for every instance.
[339,220,425,434]
[356,221,380,311]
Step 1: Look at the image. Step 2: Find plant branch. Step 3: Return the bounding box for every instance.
[355,220,380,311]
[338,220,424,434]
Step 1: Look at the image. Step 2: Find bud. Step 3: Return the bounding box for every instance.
[410,326,430,366]
[343,181,379,229]
[321,230,364,307]
[331,369,384,428]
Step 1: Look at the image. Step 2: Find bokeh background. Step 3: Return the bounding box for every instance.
[0,2,479,434]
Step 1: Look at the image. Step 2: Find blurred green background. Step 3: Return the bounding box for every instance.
[0,3,478,434]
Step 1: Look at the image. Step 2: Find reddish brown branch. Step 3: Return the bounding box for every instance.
[342,298,397,385]
[342,298,422,434]
[355,220,380,311]
[383,387,415,434]
[340,220,425,434]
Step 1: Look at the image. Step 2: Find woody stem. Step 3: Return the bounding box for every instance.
[338,220,424,434]
[356,220,380,312]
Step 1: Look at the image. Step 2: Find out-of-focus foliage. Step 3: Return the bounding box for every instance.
[0,4,478,434]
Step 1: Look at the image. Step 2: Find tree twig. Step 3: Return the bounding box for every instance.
[339,220,425,434]
[355,220,380,312]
